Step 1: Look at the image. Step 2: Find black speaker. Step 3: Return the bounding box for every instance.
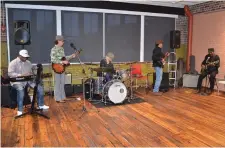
[153,72,169,91]
[1,85,31,108]
[14,20,31,45]
[170,30,180,49]
[64,84,73,96]
[73,84,83,94]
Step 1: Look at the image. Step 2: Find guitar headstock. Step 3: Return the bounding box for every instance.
[76,48,83,54]
[165,52,170,57]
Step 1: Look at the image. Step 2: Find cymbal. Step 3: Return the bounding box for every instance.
[84,63,99,65]
[124,61,139,65]
[91,67,114,73]
[125,68,136,71]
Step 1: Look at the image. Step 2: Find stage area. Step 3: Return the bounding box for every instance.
[1,88,225,147]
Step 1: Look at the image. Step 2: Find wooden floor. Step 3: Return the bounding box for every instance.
[1,88,225,147]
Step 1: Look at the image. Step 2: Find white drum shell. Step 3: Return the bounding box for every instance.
[103,80,127,104]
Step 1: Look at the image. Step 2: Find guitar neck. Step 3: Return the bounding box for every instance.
[67,49,82,61]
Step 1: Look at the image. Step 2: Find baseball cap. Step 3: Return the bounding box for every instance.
[155,40,163,44]
[19,49,30,58]
[208,48,214,53]
[106,52,114,60]
[55,35,64,41]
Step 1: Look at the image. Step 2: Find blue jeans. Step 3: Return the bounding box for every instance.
[153,67,163,92]
[13,83,44,111]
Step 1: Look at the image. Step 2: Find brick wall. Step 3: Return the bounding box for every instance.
[175,15,188,45]
[176,1,225,45]
[1,3,7,42]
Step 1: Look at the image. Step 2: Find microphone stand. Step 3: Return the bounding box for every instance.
[15,64,50,119]
[72,49,90,119]
[70,44,99,118]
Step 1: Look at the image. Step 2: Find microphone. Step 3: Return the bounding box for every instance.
[70,43,77,50]
[206,56,210,63]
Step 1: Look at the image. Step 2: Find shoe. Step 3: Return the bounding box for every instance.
[17,111,22,116]
[63,98,72,101]
[39,105,49,109]
[194,89,201,94]
[152,92,163,96]
[56,100,66,103]
[207,90,213,95]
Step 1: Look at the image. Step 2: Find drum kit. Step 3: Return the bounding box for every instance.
[85,64,136,105]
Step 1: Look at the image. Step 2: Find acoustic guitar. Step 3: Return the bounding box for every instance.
[200,60,219,75]
[52,49,82,74]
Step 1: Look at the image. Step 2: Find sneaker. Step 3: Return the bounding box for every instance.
[56,100,66,103]
[39,105,49,109]
[152,92,163,96]
[17,111,22,116]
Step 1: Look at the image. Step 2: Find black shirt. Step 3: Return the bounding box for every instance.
[152,47,165,68]
[97,59,115,76]
[202,54,220,72]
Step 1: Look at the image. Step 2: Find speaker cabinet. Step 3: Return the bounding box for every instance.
[73,84,83,94]
[14,20,31,45]
[170,30,180,49]
[64,84,73,96]
[153,72,169,91]
[1,85,31,108]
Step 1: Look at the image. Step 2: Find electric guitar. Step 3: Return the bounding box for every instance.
[159,52,170,66]
[52,49,82,74]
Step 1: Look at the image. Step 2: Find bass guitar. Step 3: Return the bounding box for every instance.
[52,49,82,74]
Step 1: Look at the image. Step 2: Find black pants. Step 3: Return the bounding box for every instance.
[197,71,217,91]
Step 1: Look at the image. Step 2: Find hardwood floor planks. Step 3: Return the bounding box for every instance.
[1,88,225,147]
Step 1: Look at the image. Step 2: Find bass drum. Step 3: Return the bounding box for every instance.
[103,80,127,104]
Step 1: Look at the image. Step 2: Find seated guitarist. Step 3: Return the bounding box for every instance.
[152,40,169,96]
[8,49,49,116]
[50,35,76,103]
[196,48,220,94]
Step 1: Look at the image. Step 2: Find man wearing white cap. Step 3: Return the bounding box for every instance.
[8,49,49,116]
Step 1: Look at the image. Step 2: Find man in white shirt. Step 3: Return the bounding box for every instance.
[8,49,49,116]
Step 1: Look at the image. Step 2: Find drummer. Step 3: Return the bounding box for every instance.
[97,52,116,82]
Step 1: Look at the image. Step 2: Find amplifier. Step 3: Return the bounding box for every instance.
[73,84,83,94]
[183,74,199,88]
[65,73,72,84]
[153,72,169,91]
[64,84,73,96]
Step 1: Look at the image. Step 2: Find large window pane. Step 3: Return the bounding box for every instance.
[62,11,103,63]
[144,16,175,61]
[105,14,141,62]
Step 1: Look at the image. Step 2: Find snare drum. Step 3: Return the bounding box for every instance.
[103,79,127,104]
